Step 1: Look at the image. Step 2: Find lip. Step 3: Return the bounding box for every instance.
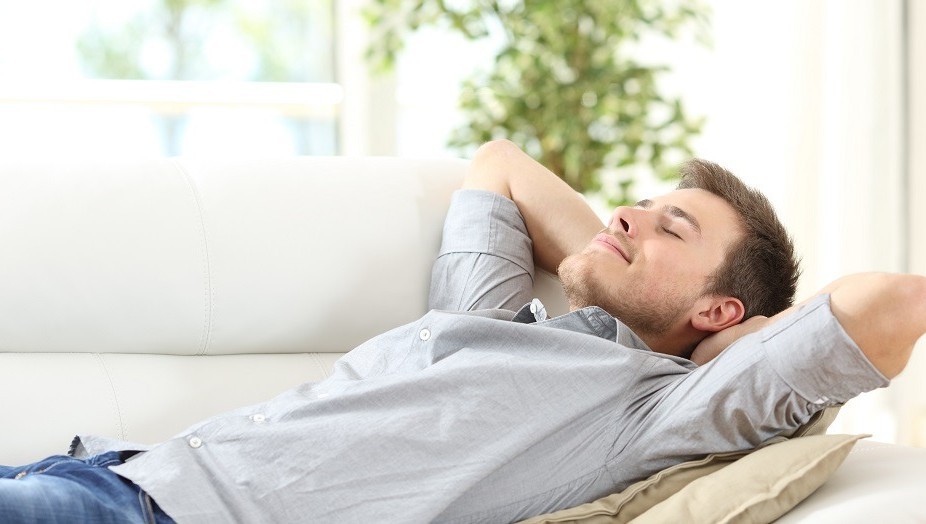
[592,233,631,263]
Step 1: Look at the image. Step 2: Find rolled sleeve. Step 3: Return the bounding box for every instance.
[614,294,890,479]
[428,190,535,312]
[762,293,889,405]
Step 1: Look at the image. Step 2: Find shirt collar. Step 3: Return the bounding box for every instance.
[513,299,700,369]
[513,298,651,351]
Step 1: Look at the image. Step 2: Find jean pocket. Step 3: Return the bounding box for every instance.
[12,455,74,479]
[86,451,124,469]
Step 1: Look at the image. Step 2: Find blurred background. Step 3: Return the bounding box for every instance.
[0,0,923,446]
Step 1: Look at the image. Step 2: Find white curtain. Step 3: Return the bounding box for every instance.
[686,0,924,446]
[898,0,926,447]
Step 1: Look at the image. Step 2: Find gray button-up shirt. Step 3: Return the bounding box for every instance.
[73,190,889,523]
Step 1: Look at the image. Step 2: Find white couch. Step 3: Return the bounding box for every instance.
[1,156,924,521]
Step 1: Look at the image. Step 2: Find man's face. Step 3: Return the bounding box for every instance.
[559,188,742,340]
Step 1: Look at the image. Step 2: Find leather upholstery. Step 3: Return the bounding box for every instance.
[0,156,569,464]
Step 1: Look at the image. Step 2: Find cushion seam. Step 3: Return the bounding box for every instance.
[94,353,127,441]
[169,159,213,356]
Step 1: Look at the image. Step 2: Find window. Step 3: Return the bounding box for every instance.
[0,1,339,159]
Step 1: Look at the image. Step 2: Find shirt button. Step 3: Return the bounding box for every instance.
[250,413,267,423]
[419,328,431,341]
[188,436,203,449]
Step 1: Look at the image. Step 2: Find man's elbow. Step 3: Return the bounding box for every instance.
[889,274,926,328]
[862,273,926,378]
[910,273,926,301]
[904,274,926,332]
[473,139,521,162]
[462,140,522,197]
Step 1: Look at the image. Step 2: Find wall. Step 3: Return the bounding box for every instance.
[898,0,926,446]
[385,0,924,444]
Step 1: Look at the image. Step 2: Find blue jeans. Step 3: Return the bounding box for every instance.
[0,451,173,523]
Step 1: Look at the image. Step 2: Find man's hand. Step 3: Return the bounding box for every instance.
[690,315,771,365]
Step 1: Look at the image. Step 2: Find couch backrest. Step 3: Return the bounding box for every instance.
[0,157,570,463]
[0,156,568,356]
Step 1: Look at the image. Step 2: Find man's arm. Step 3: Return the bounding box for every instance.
[825,273,926,378]
[693,272,926,379]
[463,140,604,274]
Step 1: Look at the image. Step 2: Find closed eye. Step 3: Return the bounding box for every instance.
[662,226,683,240]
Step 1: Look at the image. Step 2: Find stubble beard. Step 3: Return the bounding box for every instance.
[558,252,694,339]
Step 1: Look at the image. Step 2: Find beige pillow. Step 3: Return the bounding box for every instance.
[519,407,853,524]
[636,434,864,523]
[519,447,756,524]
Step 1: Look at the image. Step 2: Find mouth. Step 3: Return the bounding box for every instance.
[591,232,631,263]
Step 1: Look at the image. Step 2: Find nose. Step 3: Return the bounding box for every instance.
[608,206,646,239]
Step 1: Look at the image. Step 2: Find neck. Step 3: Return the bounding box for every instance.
[634,324,702,360]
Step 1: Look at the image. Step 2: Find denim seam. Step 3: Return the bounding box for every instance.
[24,457,72,476]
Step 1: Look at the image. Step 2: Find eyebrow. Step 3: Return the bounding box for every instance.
[635,199,703,237]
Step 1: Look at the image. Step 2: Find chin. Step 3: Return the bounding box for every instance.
[558,253,607,311]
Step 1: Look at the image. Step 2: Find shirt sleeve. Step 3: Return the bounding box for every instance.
[428,189,535,312]
[615,294,890,474]
[757,293,889,405]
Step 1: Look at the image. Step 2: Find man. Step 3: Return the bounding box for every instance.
[2,140,924,523]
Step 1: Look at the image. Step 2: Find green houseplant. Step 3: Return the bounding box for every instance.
[365,0,709,205]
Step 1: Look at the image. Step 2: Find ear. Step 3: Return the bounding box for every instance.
[691,296,745,333]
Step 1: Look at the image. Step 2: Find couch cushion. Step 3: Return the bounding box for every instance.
[0,352,341,464]
[776,439,926,523]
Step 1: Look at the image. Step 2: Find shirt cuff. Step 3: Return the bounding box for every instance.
[438,189,534,276]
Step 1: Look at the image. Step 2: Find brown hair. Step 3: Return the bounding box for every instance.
[677,159,800,319]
